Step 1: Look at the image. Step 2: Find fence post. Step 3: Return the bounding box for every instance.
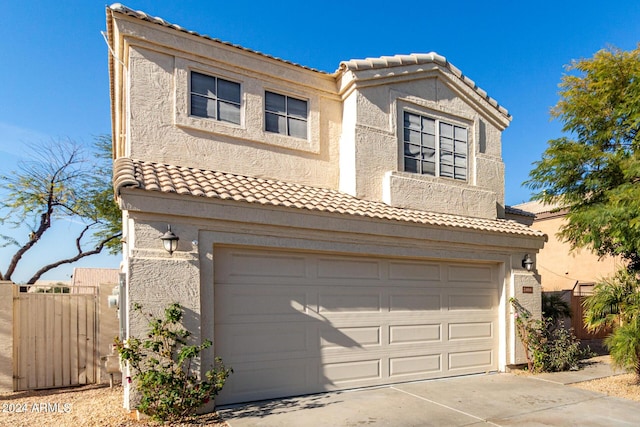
[0,281,14,391]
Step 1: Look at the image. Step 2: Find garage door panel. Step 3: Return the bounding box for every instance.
[217,322,314,361]
[449,322,493,341]
[389,354,442,377]
[448,349,493,370]
[217,252,308,281]
[389,293,441,311]
[447,265,494,283]
[448,294,495,311]
[221,358,317,404]
[214,247,499,405]
[389,324,441,344]
[320,326,380,349]
[322,359,381,385]
[317,257,381,279]
[388,261,441,281]
[216,285,309,319]
[319,292,381,312]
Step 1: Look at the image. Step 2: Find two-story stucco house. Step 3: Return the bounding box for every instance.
[106,4,546,407]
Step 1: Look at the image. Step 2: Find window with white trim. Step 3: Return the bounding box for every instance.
[265,91,308,139]
[190,71,241,124]
[403,111,468,180]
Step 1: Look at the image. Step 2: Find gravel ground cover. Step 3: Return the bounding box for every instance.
[571,372,640,402]
[0,384,228,427]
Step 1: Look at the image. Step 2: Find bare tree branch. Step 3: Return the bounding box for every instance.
[26,232,122,285]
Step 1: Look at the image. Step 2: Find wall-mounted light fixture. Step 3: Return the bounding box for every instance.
[160,225,179,255]
[522,254,534,271]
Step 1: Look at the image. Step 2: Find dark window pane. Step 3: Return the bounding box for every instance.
[440,122,453,138]
[454,126,467,141]
[440,164,454,178]
[442,151,454,164]
[422,161,435,175]
[422,148,435,162]
[218,79,241,104]
[265,112,285,133]
[218,101,241,124]
[287,97,307,118]
[454,139,467,153]
[404,157,418,173]
[423,134,435,149]
[440,137,453,152]
[191,72,215,97]
[455,167,467,180]
[404,143,421,156]
[191,94,214,118]
[404,112,421,130]
[422,117,435,134]
[265,92,286,113]
[288,117,307,138]
[454,154,466,167]
[405,129,421,144]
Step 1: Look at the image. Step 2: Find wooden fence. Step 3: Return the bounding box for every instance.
[13,285,98,390]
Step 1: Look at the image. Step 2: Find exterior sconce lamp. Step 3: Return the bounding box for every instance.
[522,254,534,271]
[160,225,179,254]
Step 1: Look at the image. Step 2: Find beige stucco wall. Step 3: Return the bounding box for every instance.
[112,14,510,221]
[533,215,621,291]
[119,19,342,189]
[337,70,507,219]
[0,281,13,392]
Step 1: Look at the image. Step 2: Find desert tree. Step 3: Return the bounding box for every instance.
[0,136,121,285]
[526,44,640,381]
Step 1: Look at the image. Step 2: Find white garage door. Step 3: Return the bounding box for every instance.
[214,247,499,405]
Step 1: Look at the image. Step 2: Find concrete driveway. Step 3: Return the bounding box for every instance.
[218,358,639,426]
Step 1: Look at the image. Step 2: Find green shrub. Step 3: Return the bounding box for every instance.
[115,303,232,422]
[510,297,592,373]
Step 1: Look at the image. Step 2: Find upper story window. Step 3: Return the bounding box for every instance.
[265,91,308,139]
[190,71,241,125]
[403,111,467,181]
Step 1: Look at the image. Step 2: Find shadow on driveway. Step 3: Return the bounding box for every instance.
[218,357,639,426]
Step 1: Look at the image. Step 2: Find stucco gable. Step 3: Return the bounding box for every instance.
[338,53,511,129]
[114,157,544,239]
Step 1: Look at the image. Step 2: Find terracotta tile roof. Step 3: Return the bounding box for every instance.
[339,53,510,119]
[114,158,545,238]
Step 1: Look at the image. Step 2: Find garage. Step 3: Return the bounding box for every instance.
[214,246,499,405]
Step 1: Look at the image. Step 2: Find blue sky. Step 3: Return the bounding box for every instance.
[1,0,639,282]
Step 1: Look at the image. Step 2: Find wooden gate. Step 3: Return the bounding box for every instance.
[570,283,611,340]
[13,285,98,391]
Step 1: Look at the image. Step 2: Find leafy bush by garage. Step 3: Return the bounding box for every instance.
[115,303,232,422]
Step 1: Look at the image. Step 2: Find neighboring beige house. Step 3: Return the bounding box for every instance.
[106,4,545,407]
[510,201,621,292]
